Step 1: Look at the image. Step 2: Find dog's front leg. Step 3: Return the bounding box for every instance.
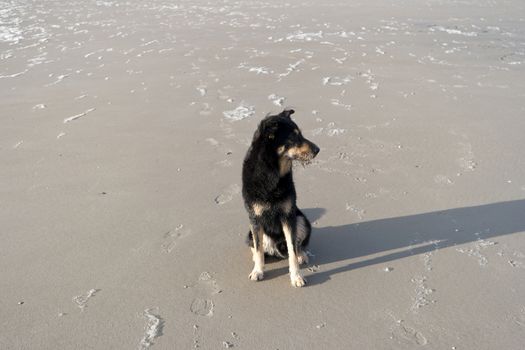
[282,221,306,287]
[248,223,265,281]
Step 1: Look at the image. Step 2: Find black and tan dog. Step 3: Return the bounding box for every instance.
[242,109,320,287]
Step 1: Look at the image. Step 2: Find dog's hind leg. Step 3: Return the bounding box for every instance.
[248,223,265,281]
[282,219,306,287]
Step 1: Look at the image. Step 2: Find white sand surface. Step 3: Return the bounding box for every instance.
[1,0,525,349]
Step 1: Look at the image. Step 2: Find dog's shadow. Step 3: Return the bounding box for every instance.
[263,199,525,286]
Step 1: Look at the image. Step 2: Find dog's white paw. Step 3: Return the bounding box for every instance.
[249,269,264,281]
[297,251,309,265]
[290,273,306,287]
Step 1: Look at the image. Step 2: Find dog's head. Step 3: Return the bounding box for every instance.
[256,109,320,163]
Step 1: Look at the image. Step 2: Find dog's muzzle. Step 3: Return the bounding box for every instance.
[299,140,320,163]
[308,140,320,158]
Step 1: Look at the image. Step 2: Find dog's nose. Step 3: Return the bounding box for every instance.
[312,144,320,156]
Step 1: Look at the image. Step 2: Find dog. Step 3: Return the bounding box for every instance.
[242,109,320,287]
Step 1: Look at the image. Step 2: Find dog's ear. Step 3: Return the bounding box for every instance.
[258,118,278,140]
[280,109,295,119]
[264,122,278,140]
[253,118,277,141]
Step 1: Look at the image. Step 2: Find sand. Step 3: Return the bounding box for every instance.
[1,0,525,349]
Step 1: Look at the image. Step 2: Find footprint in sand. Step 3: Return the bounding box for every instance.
[214,184,240,205]
[161,224,190,253]
[434,174,454,185]
[268,93,285,106]
[449,131,478,174]
[377,310,428,346]
[513,307,525,327]
[192,324,200,348]
[188,272,222,318]
[72,289,100,311]
[222,341,234,348]
[390,320,428,346]
[138,308,164,350]
[497,246,525,269]
[223,104,255,121]
[456,239,497,266]
[199,102,212,116]
[216,159,233,168]
[457,142,477,172]
[411,276,436,311]
[205,138,233,156]
[345,203,366,220]
[196,86,207,96]
[190,299,214,317]
[423,252,434,268]
[508,259,525,268]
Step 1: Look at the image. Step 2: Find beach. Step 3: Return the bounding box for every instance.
[1,0,525,349]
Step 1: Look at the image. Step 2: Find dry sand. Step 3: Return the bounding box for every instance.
[1,0,525,349]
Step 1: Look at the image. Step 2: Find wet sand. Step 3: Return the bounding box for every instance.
[1,0,525,349]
